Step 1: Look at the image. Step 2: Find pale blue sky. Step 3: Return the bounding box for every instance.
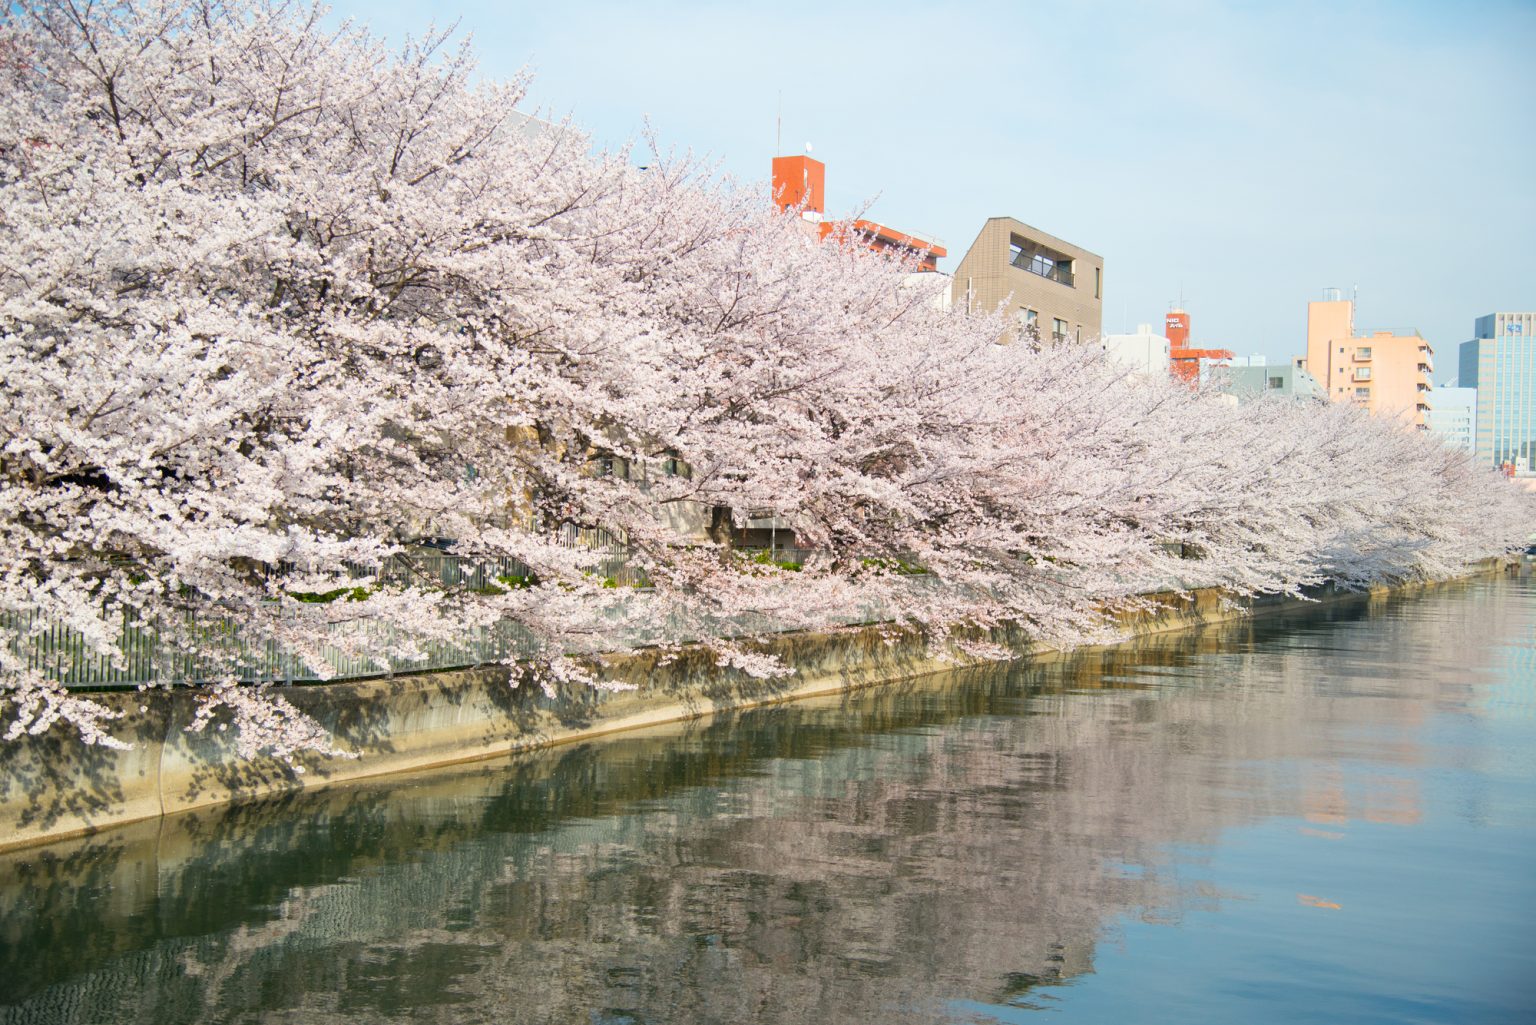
[329,0,1534,372]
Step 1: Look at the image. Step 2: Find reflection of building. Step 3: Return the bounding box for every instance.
[950,217,1103,344]
[1299,291,1433,428]
[1100,324,1171,378]
[770,154,946,272]
[1425,385,1477,457]
[1459,313,1536,474]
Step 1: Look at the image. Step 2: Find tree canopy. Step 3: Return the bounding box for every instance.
[2,0,1531,760]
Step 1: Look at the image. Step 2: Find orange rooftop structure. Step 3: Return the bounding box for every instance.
[1165,308,1233,385]
[771,155,946,272]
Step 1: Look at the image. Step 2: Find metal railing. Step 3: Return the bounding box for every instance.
[2,602,542,690]
[1009,251,1075,287]
[4,540,931,690]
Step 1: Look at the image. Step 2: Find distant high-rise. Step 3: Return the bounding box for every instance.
[1425,386,1477,457]
[1459,313,1536,474]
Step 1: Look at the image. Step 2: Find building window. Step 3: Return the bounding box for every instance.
[1008,236,1076,287]
[1052,318,1069,343]
[1015,308,1040,342]
[1354,386,1371,398]
[1268,377,1284,389]
[1094,267,1102,299]
[1354,367,1372,380]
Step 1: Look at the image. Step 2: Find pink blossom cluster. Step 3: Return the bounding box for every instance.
[2,1,1531,761]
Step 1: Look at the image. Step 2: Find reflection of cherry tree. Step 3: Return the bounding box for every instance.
[3,0,1532,759]
[6,579,1525,1024]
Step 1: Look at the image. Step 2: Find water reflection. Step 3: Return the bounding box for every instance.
[1,576,1533,1024]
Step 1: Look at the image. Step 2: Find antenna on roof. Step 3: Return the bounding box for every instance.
[775,91,781,156]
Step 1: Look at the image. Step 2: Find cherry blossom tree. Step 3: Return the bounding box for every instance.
[2,0,1531,761]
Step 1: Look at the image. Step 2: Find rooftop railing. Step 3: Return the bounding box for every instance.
[1010,250,1075,287]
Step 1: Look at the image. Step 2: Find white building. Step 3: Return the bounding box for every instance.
[1100,324,1170,378]
[1426,385,1477,457]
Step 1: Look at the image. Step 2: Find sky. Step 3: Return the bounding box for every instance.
[328,0,1535,375]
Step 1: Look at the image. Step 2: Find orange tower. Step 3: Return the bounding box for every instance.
[771,155,825,214]
[770,155,946,271]
[1166,308,1232,385]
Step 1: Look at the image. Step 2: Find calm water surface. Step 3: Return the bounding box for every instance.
[2,576,1535,1024]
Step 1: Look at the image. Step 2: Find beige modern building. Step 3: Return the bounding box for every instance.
[1299,293,1432,428]
[951,217,1103,344]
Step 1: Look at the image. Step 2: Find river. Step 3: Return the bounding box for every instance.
[1,574,1533,1024]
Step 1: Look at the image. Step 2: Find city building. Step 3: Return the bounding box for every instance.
[1459,312,1536,474]
[1216,363,1326,404]
[1099,324,1170,378]
[1163,308,1232,385]
[1425,385,1477,457]
[1298,291,1433,428]
[771,155,946,272]
[950,217,1103,344]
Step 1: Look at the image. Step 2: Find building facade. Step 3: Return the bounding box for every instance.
[1299,294,1433,428]
[1425,385,1477,457]
[950,218,1103,344]
[1099,324,1170,378]
[1459,312,1536,473]
[1216,363,1326,403]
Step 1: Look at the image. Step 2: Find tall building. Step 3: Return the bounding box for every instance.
[770,155,946,272]
[1425,386,1477,457]
[1298,292,1433,428]
[950,218,1103,344]
[1459,312,1536,473]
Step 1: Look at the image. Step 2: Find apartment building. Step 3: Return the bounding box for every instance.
[950,218,1103,344]
[1299,293,1432,428]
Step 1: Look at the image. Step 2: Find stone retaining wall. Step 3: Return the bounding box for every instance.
[0,569,1509,852]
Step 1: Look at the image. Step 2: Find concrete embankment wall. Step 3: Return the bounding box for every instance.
[0,568,1510,852]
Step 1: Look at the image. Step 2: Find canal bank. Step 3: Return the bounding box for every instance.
[0,565,1515,852]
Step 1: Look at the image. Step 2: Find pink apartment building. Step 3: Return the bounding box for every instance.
[1299,293,1433,429]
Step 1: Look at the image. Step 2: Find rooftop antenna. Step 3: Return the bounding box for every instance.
[775,91,781,156]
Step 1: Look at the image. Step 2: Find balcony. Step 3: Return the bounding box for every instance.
[1353,348,1373,362]
[1352,369,1372,382]
[1009,236,1076,287]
